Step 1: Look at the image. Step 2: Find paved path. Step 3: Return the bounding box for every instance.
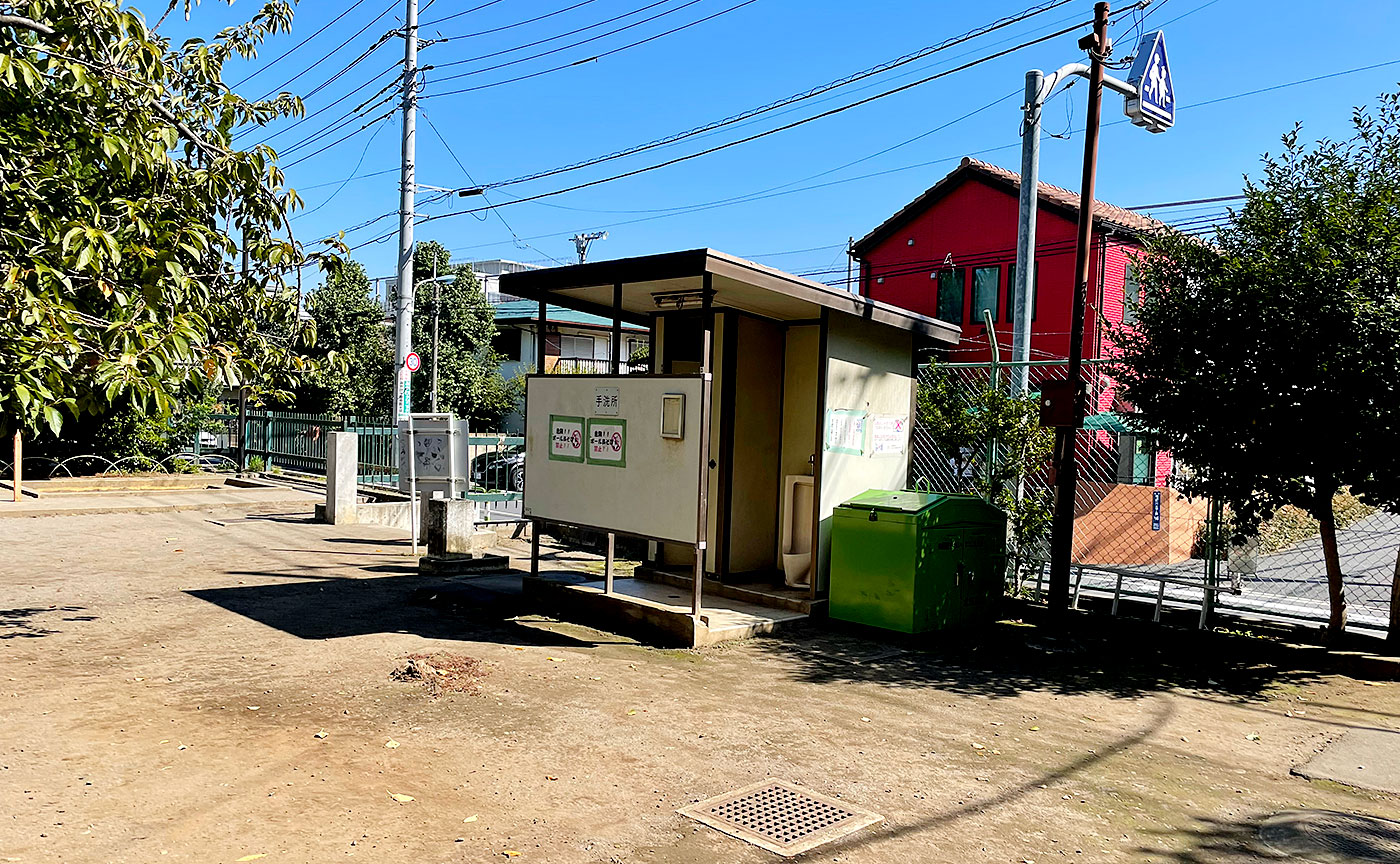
[0,483,320,519]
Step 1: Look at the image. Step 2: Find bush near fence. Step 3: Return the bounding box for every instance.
[910,360,1396,633]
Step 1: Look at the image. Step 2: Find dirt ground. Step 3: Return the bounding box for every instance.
[2,503,1399,863]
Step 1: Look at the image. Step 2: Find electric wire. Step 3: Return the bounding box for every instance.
[430,0,603,41]
[251,0,400,101]
[231,0,374,88]
[428,0,683,71]
[429,0,1078,187]
[420,0,508,29]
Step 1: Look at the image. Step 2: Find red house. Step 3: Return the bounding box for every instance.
[852,156,1161,365]
[853,157,1186,511]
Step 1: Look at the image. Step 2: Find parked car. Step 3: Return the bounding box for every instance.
[471,444,525,492]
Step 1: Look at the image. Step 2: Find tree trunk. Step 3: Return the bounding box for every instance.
[1388,544,1400,647]
[1316,480,1347,638]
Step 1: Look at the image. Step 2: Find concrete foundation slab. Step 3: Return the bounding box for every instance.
[1293,728,1400,794]
[523,571,807,648]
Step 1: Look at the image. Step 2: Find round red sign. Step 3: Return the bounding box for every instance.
[405,352,421,372]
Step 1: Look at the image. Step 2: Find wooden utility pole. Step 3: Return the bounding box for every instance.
[1047,1,1110,618]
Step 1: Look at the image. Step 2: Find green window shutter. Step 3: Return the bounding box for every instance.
[1122,262,1140,324]
[972,266,999,323]
[1005,263,1039,322]
[936,268,965,324]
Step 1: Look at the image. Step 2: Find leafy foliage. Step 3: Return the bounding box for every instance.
[1112,93,1400,633]
[0,0,339,438]
[914,364,1055,562]
[408,241,516,427]
[300,260,392,416]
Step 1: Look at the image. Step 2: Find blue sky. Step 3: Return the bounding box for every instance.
[174,0,1400,282]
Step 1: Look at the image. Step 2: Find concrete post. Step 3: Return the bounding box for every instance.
[425,497,477,556]
[325,431,359,525]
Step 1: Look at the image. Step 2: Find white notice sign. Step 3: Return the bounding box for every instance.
[870,414,908,456]
[824,409,867,456]
[593,386,620,415]
[549,415,584,463]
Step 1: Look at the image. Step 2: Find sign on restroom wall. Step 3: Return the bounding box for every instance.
[869,414,908,456]
[549,414,584,462]
[593,386,620,415]
[824,409,867,456]
[587,418,627,467]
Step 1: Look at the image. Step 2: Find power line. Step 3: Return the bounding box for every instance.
[429,0,680,71]
[231,0,374,88]
[394,18,1095,233]
[420,0,508,29]
[1126,194,1245,210]
[450,0,1076,191]
[430,0,603,41]
[251,0,400,101]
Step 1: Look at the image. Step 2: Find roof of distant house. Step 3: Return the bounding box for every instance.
[493,300,647,332]
[852,157,1168,257]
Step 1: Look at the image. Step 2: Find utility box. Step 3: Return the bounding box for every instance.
[829,490,1008,634]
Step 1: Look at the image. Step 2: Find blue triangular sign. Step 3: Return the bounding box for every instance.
[1124,31,1174,132]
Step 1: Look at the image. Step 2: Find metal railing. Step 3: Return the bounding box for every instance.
[911,359,1396,634]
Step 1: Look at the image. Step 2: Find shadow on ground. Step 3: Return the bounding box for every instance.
[812,698,1175,860]
[186,571,610,649]
[0,605,89,639]
[756,605,1330,701]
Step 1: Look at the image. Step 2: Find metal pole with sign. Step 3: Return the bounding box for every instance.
[1014,11,1175,618]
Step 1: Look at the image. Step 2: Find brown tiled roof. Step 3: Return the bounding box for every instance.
[852,156,1168,257]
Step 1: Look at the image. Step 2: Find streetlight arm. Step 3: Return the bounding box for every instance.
[1040,62,1137,105]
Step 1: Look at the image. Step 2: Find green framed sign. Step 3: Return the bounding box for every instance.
[585,418,627,468]
[548,414,585,463]
[824,408,868,456]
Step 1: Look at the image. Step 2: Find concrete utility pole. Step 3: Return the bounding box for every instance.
[1011,69,1043,396]
[571,231,607,264]
[392,0,419,423]
[1047,1,1110,618]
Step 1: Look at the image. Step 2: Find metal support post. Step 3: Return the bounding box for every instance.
[983,309,1001,497]
[692,274,714,616]
[392,0,419,423]
[11,429,20,503]
[1048,2,1110,620]
[529,521,540,578]
[1012,68,1043,396]
[430,261,441,413]
[604,532,615,596]
[535,301,548,373]
[407,414,419,554]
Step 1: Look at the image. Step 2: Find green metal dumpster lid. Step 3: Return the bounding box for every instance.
[840,489,943,513]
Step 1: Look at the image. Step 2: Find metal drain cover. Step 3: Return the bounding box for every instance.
[1260,809,1400,863]
[678,779,882,857]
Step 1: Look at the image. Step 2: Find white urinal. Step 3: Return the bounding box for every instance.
[780,475,815,588]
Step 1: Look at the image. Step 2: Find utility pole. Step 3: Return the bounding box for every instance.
[1011,69,1043,396]
[571,231,607,264]
[1047,1,1110,619]
[846,236,855,293]
[392,0,418,423]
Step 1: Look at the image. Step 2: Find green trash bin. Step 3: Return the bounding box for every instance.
[829,489,1008,634]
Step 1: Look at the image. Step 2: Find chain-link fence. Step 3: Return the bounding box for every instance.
[911,359,1396,635]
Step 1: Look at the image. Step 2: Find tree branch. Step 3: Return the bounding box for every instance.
[2,13,225,159]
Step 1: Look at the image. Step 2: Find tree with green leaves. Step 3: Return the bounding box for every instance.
[1113,93,1400,637]
[914,364,1055,572]
[408,241,516,428]
[0,0,338,441]
[300,260,392,416]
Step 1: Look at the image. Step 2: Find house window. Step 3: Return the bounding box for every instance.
[1122,262,1141,324]
[936,268,965,324]
[971,266,999,324]
[560,333,595,358]
[1004,263,1039,322]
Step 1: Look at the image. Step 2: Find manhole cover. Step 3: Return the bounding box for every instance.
[678,779,882,857]
[1260,809,1400,863]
